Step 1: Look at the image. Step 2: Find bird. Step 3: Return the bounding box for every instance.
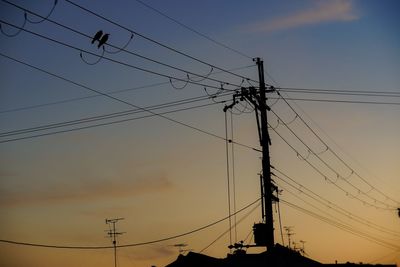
[91,30,103,44]
[98,33,109,48]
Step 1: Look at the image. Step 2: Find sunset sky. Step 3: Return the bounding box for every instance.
[0,0,399,266]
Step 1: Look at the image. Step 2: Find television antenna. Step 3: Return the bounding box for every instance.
[105,218,125,267]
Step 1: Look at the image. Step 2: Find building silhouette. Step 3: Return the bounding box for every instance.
[165,244,397,267]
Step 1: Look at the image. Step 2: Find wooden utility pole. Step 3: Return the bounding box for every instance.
[256,57,275,249]
[229,58,275,250]
[225,57,275,251]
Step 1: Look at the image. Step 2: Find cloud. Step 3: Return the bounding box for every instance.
[0,172,174,207]
[247,0,358,32]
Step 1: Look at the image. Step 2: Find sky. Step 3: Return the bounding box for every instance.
[0,0,399,266]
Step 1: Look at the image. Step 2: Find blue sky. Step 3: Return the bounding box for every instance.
[0,1,399,266]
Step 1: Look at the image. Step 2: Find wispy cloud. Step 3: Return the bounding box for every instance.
[247,0,358,32]
[0,173,174,207]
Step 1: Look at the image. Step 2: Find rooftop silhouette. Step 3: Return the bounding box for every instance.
[165,244,397,267]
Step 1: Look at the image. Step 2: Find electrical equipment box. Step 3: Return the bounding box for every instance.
[253,223,268,246]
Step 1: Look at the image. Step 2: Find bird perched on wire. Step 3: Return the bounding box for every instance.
[91,30,103,44]
[98,33,110,49]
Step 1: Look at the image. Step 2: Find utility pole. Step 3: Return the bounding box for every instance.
[225,58,276,251]
[255,57,275,250]
[106,218,125,267]
[224,57,276,251]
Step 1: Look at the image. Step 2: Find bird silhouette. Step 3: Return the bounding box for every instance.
[91,30,103,44]
[98,33,109,48]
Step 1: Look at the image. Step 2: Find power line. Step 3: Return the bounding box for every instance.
[277,87,400,97]
[0,102,221,143]
[132,0,252,59]
[266,73,400,205]
[0,53,260,152]
[199,202,261,253]
[0,92,233,138]
[268,97,400,106]
[0,50,222,125]
[261,71,399,211]
[0,65,254,115]
[278,89,400,98]
[0,198,260,250]
[230,111,238,243]
[262,55,400,211]
[267,122,395,211]
[1,0,252,89]
[277,178,400,241]
[274,89,400,206]
[262,69,400,247]
[269,107,397,209]
[0,19,241,93]
[63,0,258,83]
[283,95,400,209]
[0,82,166,114]
[272,167,400,236]
[224,111,233,247]
[264,77,400,198]
[369,250,400,264]
[281,199,400,251]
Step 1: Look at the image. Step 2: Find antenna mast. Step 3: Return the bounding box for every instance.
[284,226,294,249]
[105,218,125,267]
